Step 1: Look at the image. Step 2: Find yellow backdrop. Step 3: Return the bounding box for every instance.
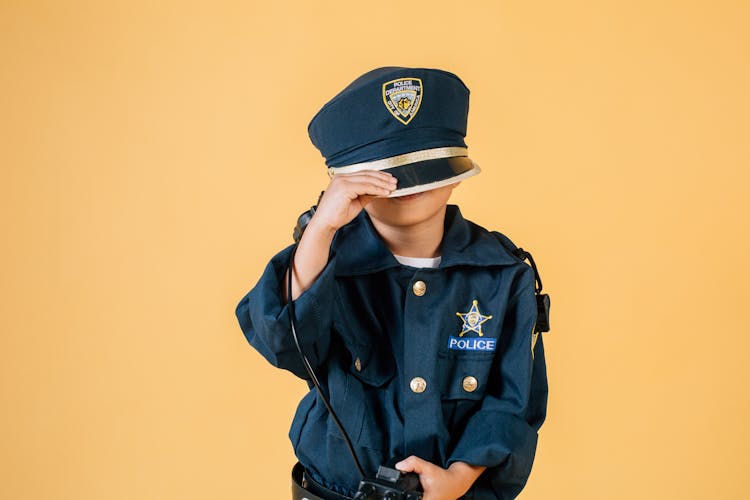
[2,1,748,499]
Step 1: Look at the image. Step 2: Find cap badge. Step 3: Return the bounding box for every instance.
[382,77,423,125]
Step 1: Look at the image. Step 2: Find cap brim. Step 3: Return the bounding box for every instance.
[384,156,481,198]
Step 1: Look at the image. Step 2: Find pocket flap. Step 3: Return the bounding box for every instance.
[438,351,495,400]
[346,342,395,387]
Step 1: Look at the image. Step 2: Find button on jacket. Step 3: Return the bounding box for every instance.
[235,205,548,499]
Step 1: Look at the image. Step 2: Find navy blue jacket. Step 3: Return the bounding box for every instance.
[235,205,548,499]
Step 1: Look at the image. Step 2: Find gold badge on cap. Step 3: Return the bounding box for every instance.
[382,77,423,125]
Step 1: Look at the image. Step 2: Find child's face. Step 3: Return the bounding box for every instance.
[364,182,459,228]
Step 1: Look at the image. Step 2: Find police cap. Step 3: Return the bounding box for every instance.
[307,66,480,197]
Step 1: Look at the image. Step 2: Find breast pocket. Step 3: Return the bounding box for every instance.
[326,340,396,451]
[438,350,496,401]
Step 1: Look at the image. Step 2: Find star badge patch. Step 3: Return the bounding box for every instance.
[456,300,493,337]
[382,77,423,125]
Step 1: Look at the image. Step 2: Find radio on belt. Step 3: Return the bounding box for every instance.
[353,465,423,500]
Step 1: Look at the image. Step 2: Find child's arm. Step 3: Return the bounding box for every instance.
[235,171,397,378]
[284,170,397,301]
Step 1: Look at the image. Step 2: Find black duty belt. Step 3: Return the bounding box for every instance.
[291,462,353,500]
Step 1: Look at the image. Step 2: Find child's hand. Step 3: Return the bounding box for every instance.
[395,456,486,500]
[309,170,397,233]
[284,170,395,301]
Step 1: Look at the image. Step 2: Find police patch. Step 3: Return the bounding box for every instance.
[450,300,496,351]
[448,336,497,352]
[382,77,423,125]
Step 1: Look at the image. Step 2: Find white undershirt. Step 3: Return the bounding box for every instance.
[393,254,442,268]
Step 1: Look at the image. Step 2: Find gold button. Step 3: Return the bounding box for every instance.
[410,377,427,393]
[462,376,478,393]
[412,280,426,296]
[354,357,362,372]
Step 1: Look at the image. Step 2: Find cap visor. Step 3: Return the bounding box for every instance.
[384,157,481,197]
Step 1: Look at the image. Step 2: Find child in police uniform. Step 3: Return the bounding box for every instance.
[235,67,548,500]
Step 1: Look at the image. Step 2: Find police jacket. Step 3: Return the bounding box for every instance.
[235,205,548,499]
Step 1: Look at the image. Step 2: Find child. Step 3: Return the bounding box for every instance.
[235,67,548,500]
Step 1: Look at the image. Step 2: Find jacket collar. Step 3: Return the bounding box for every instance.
[332,204,520,276]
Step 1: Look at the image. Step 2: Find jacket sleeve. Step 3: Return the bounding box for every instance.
[447,266,549,499]
[234,243,339,379]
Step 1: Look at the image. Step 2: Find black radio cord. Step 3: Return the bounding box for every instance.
[286,243,366,479]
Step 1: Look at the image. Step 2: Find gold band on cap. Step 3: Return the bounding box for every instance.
[327,147,469,177]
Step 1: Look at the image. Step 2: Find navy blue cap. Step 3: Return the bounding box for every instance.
[307,66,481,197]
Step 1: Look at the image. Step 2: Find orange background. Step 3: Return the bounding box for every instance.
[2,1,749,499]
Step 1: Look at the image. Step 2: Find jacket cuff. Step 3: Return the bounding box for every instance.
[447,411,538,490]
